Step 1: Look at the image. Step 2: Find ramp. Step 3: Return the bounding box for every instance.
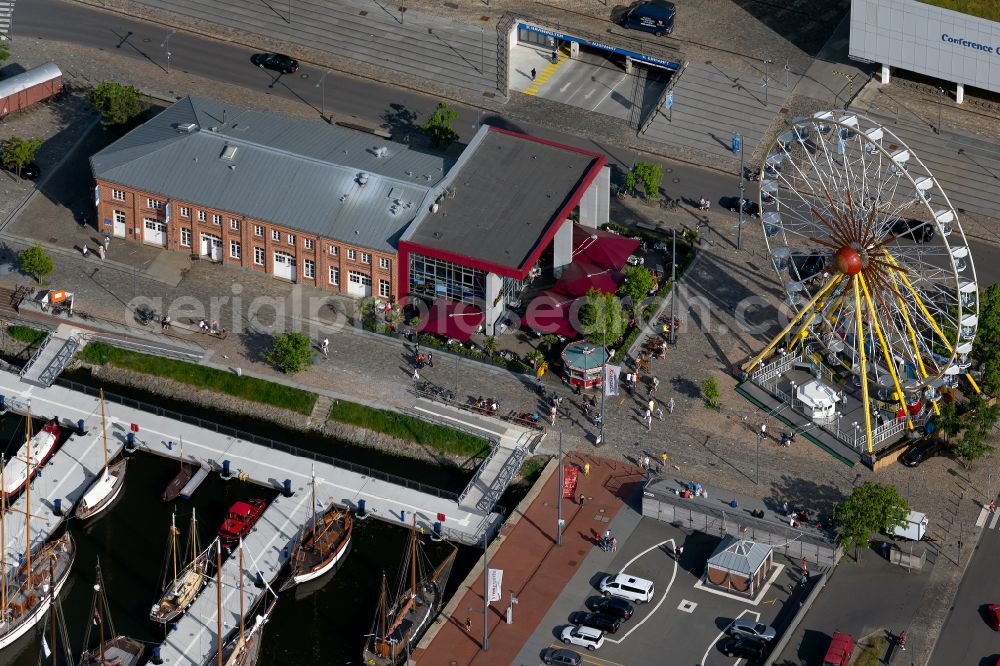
[179,462,210,500]
[19,324,81,387]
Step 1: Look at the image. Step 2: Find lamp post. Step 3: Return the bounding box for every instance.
[669,229,677,345]
[316,70,330,121]
[599,324,606,447]
[557,432,564,546]
[482,528,489,651]
[763,59,773,105]
[937,87,946,134]
[160,29,175,73]
[734,130,745,250]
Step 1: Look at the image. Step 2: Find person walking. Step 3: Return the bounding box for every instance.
[97,244,106,260]
[648,398,655,414]
[81,243,89,258]
[668,397,675,414]
[644,409,652,431]
[412,367,420,381]
[550,405,557,426]
[644,456,651,471]
[427,352,433,368]
[656,407,664,421]
[584,462,590,476]
[898,630,906,652]
[661,452,667,470]
[530,67,537,80]
[579,493,586,506]
[321,338,330,358]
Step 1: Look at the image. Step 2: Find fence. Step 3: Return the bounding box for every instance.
[750,351,802,384]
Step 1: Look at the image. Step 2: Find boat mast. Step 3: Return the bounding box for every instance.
[310,464,317,536]
[190,508,199,565]
[410,515,417,601]
[96,564,105,658]
[238,538,245,645]
[378,573,389,658]
[24,412,31,591]
[1,452,6,613]
[48,559,56,663]
[100,389,108,473]
[216,539,223,666]
[170,511,178,584]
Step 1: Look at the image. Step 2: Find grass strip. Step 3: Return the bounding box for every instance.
[328,400,489,457]
[78,341,317,415]
[7,325,47,347]
[853,635,888,666]
[917,0,1000,21]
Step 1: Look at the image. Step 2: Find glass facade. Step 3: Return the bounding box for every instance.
[409,254,487,305]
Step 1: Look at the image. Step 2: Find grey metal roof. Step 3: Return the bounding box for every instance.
[0,62,62,99]
[403,126,601,273]
[707,535,772,576]
[90,96,452,252]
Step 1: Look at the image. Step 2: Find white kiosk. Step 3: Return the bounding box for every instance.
[796,379,838,422]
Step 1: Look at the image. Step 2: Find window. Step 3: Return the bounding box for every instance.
[304,259,315,279]
[254,247,265,265]
[329,266,340,285]
[328,244,338,256]
[198,211,207,222]
[254,225,264,237]
[379,257,391,270]
[287,233,295,245]
[180,228,192,247]
[113,210,126,225]
[230,240,241,259]
[180,206,190,218]
[304,238,314,250]
[349,271,372,286]
[147,198,163,210]
[361,252,371,264]
[213,214,222,226]
[230,219,240,231]
[348,249,357,261]
[272,230,281,241]
[379,279,390,298]
[111,189,125,202]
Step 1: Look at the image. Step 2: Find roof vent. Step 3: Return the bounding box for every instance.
[373,146,389,158]
[357,172,369,186]
[176,122,197,133]
[430,203,439,213]
[221,145,238,160]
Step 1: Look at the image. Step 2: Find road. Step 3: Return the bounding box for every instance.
[929,517,1000,666]
[13,0,1000,291]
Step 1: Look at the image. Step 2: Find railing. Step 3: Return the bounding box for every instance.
[51,377,462,502]
[750,351,802,384]
[440,508,505,546]
[37,334,81,387]
[18,335,51,378]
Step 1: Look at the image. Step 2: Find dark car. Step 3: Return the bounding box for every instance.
[541,647,582,665]
[900,438,945,467]
[719,636,769,660]
[618,0,675,36]
[250,53,299,74]
[987,604,1000,631]
[720,196,760,218]
[891,218,935,243]
[571,611,621,634]
[588,596,634,620]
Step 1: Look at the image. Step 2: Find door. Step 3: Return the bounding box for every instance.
[348,270,372,297]
[200,234,222,261]
[143,218,167,246]
[113,215,126,238]
[273,251,296,281]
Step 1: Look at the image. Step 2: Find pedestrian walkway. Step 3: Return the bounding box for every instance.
[974,503,1000,530]
[0,0,13,40]
[522,46,569,97]
[18,322,81,387]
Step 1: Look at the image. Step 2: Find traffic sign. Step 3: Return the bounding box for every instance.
[666,90,673,109]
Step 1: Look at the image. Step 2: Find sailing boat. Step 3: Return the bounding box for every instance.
[362,517,458,666]
[75,389,127,520]
[282,465,352,589]
[1,416,60,498]
[78,561,144,666]
[45,559,76,666]
[213,539,277,666]
[162,438,192,502]
[150,509,211,623]
[0,412,76,650]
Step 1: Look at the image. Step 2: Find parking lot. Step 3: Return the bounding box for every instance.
[515,517,807,666]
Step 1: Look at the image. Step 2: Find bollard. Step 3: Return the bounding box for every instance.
[400,510,406,523]
[357,499,366,517]
[53,499,62,516]
[166,440,173,451]
[434,521,442,535]
[0,395,5,409]
[221,460,232,479]
[151,647,163,665]
[126,432,136,452]
[283,479,293,497]
[77,419,86,435]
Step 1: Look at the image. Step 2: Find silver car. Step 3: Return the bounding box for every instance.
[728,618,777,642]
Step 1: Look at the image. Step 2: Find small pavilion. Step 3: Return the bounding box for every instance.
[704,535,773,597]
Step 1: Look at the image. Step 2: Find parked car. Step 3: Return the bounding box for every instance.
[728,618,777,642]
[599,573,655,603]
[900,438,945,467]
[822,632,853,666]
[570,612,621,634]
[720,196,760,218]
[618,0,675,36]
[541,647,581,665]
[560,625,604,651]
[250,53,299,73]
[891,218,935,243]
[217,498,267,546]
[986,604,1000,630]
[719,636,769,660]
[588,596,634,620]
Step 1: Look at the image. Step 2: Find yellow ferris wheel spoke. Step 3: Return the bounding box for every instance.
[884,252,954,356]
[885,269,940,415]
[854,275,874,454]
[859,273,910,424]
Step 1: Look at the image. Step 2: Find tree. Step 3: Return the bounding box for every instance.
[973,285,1000,395]
[701,377,720,409]
[578,288,626,345]
[953,393,999,465]
[2,136,43,181]
[420,102,459,149]
[18,244,53,283]
[682,229,700,247]
[88,81,148,129]
[624,162,663,200]
[482,336,498,356]
[264,331,315,373]
[832,482,909,561]
[0,42,8,65]
[619,265,656,313]
[541,334,559,351]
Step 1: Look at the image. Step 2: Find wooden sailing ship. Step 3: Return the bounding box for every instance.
[150,508,210,624]
[75,389,127,521]
[362,518,458,666]
[78,561,144,666]
[162,438,192,502]
[212,539,277,666]
[0,412,76,650]
[282,465,352,589]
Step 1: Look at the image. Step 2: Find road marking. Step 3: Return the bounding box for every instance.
[544,645,627,665]
[590,75,626,111]
[700,609,760,666]
[604,539,676,644]
[990,509,1000,530]
[976,506,989,527]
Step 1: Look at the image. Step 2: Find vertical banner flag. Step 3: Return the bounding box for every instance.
[563,465,579,499]
[94,185,100,207]
[604,364,621,397]
[487,568,503,602]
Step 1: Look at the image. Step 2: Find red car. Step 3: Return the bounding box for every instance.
[217,499,267,546]
[987,604,1000,630]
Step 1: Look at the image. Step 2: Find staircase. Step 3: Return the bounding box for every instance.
[20,324,82,387]
[458,428,532,514]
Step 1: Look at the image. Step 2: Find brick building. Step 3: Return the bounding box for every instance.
[90,96,452,301]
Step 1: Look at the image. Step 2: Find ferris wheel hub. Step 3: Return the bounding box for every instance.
[834,246,863,276]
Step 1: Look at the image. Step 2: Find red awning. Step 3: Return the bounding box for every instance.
[419,299,485,343]
[524,291,580,339]
[572,225,640,271]
[555,258,624,297]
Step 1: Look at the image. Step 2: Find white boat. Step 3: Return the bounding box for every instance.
[75,390,127,521]
[283,465,352,589]
[2,419,60,498]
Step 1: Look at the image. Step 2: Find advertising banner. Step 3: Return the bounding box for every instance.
[487,568,503,602]
[563,465,579,499]
[605,364,621,396]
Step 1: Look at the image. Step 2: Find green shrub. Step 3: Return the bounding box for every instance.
[7,325,47,347]
[328,400,489,457]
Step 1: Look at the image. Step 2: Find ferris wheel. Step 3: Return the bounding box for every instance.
[742,110,980,452]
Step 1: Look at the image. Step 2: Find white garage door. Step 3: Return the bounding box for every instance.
[274,251,296,281]
[348,270,372,297]
[143,218,167,246]
[200,233,222,262]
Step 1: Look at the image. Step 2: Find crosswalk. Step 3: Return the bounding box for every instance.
[975,505,1000,530]
[0,1,12,40]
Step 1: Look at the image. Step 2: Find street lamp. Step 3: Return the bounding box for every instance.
[316,70,330,121]
[937,87,946,134]
[733,130,745,250]
[763,59,773,105]
[160,29,175,74]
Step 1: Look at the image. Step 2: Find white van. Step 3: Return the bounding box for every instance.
[599,573,655,603]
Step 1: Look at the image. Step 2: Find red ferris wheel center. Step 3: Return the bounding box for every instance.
[834,246,863,276]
